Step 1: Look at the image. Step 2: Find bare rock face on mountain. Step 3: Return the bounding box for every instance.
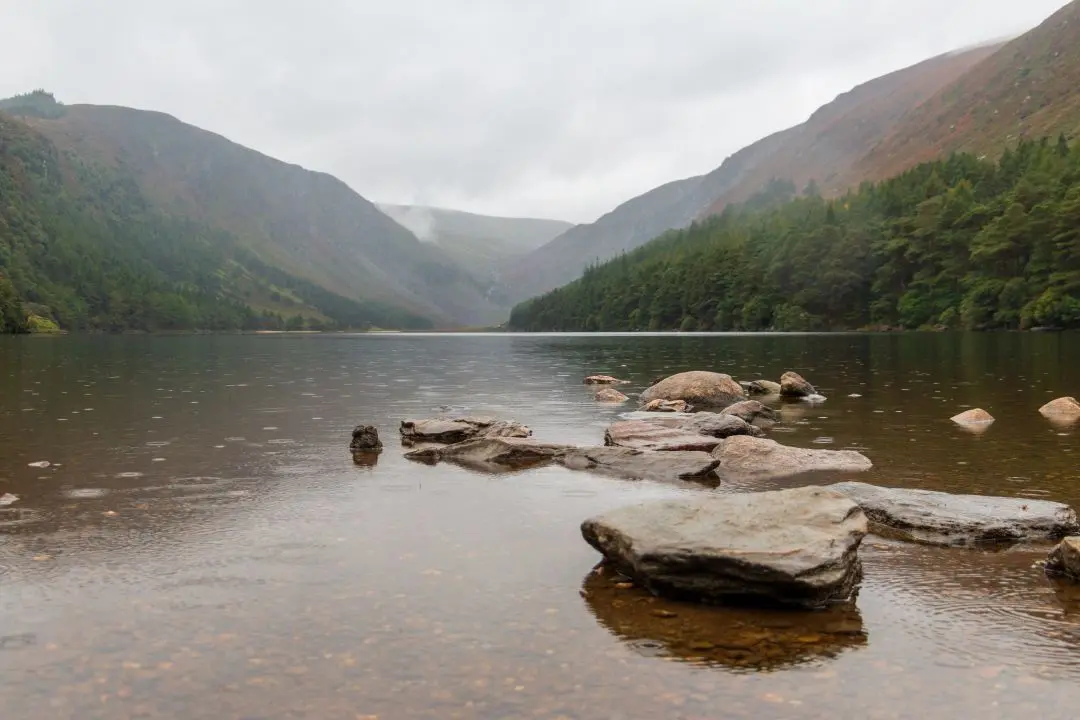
[399,417,531,445]
[712,436,873,480]
[580,486,868,609]
[640,371,745,409]
[832,481,1080,546]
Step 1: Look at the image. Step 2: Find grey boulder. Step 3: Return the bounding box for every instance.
[580,486,868,609]
[712,436,872,480]
[604,420,723,452]
[400,416,531,445]
[831,481,1080,546]
[349,425,383,451]
[557,447,720,481]
[640,371,745,409]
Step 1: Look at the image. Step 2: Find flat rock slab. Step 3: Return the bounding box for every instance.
[400,416,531,444]
[605,420,723,452]
[557,447,720,481]
[831,481,1080,546]
[712,436,872,480]
[405,437,564,472]
[581,486,868,609]
[640,371,745,409]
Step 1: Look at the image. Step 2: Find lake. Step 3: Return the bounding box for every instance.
[2,332,1079,719]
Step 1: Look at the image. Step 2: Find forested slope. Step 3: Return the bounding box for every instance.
[510,137,1080,332]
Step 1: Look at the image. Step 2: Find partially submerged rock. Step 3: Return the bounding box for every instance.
[712,436,872,480]
[584,375,628,385]
[595,388,630,403]
[349,425,383,452]
[580,486,868,609]
[642,399,693,413]
[744,380,782,396]
[780,372,816,398]
[405,437,564,471]
[557,447,719,481]
[720,400,778,425]
[604,420,723,452]
[1046,537,1080,581]
[400,416,531,445]
[640,371,745,409]
[678,413,764,439]
[950,408,994,426]
[1039,397,1080,424]
[831,481,1080,546]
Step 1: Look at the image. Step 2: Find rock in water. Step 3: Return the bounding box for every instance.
[720,400,778,425]
[780,372,816,398]
[604,420,724,452]
[640,371,745,409]
[595,388,629,403]
[1046,537,1080,581]
[349,425,383,451]
[712,436,872,480]
[831,481,1080,546]
[399,416,531,444]
[580,486,868,609]
[557,447,720,481]
[950,408,994,426]
[405,437,565,471]
[584,375,627,385]
[642,399,692,413]
[743,379,782,396]
[677,413,763,439]
[1039,397,1080,423]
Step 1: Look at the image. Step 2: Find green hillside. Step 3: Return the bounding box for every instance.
[509,137,1080,332]
[0,107,433,332]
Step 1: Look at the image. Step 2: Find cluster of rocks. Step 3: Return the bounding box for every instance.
[950,396,1080,430]
[349,369,1080,611]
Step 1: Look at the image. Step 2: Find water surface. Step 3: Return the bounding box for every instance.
[2,332,1079,719]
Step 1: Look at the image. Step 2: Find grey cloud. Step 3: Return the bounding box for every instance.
[0,0,1069,222]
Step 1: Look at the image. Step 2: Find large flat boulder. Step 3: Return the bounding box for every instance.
[557,447,719,481]
[604,420,723,452]
[581,486,868,609]
[712,436,872,480]
[640,371,745,409]
[400,416,531,445]
[831,481,1080,546]
[405,437,564,471]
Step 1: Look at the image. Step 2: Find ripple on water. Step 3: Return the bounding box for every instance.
[865,544,1080,678]
[0,507,45,528]
[63,488,110,499]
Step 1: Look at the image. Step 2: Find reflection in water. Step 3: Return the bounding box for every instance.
[581,565,866,671]
[350,449,381,468]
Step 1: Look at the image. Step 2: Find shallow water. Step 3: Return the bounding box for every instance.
[1,332,1079,719]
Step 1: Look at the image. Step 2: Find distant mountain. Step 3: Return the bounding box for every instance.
[376,204,571,295]
[856,0,1080,182]
[6,95,506,327]
[503,44,999,305]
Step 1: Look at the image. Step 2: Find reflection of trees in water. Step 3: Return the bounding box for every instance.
[580,566,866,672]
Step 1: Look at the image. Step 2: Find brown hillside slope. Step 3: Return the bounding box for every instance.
[857,0,1080,182]
[700,43,1001,218]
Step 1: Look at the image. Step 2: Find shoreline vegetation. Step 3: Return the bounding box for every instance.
[509,137,1080,333]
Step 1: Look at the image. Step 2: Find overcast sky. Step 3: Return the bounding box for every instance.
[0,0,1069,223]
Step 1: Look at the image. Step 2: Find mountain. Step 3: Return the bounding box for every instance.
[3,92,506,328]
[856,0,1080,182]
[0,105,435,332]
[376,203,571,292]
[502,44,1001,305]
[510,137,1080,332]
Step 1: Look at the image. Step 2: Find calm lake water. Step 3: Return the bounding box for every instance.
[2,332,1079,719]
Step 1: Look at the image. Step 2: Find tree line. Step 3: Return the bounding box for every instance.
[509,136,1080,332]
